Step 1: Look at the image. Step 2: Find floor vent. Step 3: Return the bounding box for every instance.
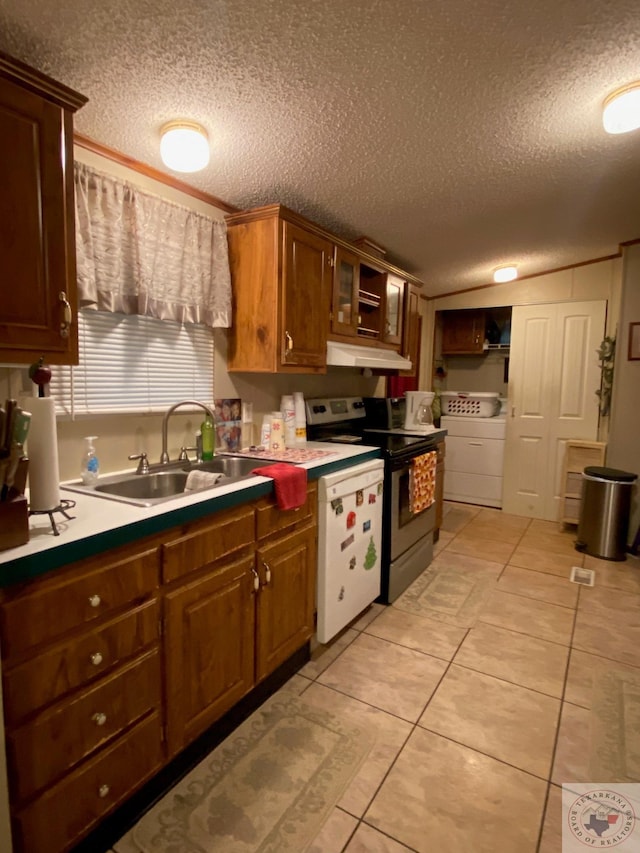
[570,566,595,586]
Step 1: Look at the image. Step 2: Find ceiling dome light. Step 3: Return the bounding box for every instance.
[493,265,518,283]
[160,121,210,172]
[603,83,640,134]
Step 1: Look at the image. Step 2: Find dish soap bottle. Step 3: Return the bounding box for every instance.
[81,436,100,485]
[201,416,215,461]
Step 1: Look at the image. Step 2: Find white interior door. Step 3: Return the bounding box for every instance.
[503,300,606,519]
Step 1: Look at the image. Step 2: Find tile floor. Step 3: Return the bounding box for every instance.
[112,501,640,853]
[293,501,640,853]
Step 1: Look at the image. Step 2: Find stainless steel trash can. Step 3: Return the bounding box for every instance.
[575,466,638,561]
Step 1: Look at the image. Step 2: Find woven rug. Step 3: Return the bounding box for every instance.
[114,693,373,853]
[590,668,640,782]
[392,567,495,628]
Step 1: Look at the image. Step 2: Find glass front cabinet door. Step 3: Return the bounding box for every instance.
[383,274,404,345]
[331,246,360,336]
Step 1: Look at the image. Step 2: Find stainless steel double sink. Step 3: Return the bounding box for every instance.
[62,456,276,507]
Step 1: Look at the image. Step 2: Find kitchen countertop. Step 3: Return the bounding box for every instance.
[0,443,381,587]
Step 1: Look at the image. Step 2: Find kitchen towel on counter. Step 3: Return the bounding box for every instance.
[22,396,60,512]
[252,463,307,510]
[183,470,224,492]
[409,450,437,515]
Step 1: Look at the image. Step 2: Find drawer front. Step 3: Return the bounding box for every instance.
[8,649,161,804]
[0,547,159,660]
[563,496,581,521]
[13,711,163,853]
[162,505,255,583]
[255,483,316,541]
[441,416,506,439]
[444,470,503,506]
[2,599,159,725]
[445,436,505,477]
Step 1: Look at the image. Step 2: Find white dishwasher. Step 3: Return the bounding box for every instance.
[441,415,506,508]
[317,458,385,643]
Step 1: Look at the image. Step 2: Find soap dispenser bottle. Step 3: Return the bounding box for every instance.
[201,417,215,461]
[81,436,100,485]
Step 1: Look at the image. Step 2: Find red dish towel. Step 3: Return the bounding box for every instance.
[252,463,307,510]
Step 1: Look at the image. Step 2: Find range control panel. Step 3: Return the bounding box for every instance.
[305,397,367,427]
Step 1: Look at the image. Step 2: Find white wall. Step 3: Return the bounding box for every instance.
[607,243,640,546]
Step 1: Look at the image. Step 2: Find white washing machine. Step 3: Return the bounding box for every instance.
[441,414,506,508]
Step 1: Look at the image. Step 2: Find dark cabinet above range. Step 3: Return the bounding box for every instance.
[439,307,511,355]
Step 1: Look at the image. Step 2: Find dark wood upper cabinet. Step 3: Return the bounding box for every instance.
[441,309,486,355]
[0,52,87,364]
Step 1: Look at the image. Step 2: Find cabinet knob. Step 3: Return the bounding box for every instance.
[58,291,72,339]
[90,652,104,667]
[88,594,102,608]
[285,331,294,354]
[92,712,107,726]
[98,784,110,799]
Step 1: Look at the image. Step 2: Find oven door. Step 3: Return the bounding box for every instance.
[390,459,435,560]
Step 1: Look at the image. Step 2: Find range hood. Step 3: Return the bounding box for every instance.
[326,341,412,371]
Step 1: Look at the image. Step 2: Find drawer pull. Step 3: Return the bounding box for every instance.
[90,652,104,667]
[469,442,483,446]
[251,567,260,592]
[88,594,102,608]
[92,712,107,726]
[98,783,110,798]
[262,561,271,585]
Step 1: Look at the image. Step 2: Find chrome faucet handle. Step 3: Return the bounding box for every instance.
[128,452,150,475]
[178,446,198,462]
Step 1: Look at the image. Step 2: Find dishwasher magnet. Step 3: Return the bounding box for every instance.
[364,536,378,570]
[340,533,355,551]
[356,490,363,506]
[346,510,356,529]
[331,497,343,515]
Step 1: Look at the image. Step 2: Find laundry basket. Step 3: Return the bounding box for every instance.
[440,392,500,417]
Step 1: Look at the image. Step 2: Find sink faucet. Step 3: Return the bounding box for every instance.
[160,400,216,464]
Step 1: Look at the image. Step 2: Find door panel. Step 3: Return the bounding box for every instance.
[281,222,332,367]
[503,300,606,519]
[558,314,590,417]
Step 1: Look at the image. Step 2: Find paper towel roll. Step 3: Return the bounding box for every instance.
[23,396,61,511]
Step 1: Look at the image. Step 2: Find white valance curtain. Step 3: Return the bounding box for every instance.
[74,162,231,329]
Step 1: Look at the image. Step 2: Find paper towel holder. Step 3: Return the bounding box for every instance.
[29,498,76,536]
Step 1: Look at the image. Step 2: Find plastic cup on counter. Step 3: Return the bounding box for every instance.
[260,415,272,448]
[281,395,296,446]
[269,412,284,451]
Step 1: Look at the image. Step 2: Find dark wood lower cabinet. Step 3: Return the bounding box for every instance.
[255,523,316,682]
[0,486,318,852]
[164,554,256,757]
[13,711,163,853]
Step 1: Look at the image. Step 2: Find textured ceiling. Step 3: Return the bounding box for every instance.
[1,0,640,295]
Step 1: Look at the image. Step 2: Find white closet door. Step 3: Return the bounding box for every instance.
[503,300,606,519]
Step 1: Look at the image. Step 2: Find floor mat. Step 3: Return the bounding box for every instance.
[114,693,374,853]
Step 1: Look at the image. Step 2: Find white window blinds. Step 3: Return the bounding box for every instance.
[51,310,214,416]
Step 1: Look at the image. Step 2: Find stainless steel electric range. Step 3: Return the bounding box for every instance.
[306,396,447,603]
